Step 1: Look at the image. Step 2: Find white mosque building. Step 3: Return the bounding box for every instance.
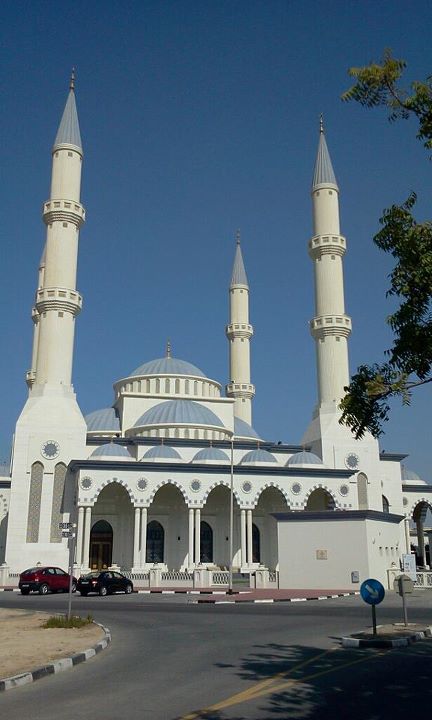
[0,79,430,589]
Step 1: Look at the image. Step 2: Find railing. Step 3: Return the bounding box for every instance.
[212,571,230,585]
[161,571,193,582]
[414,571,432,588]
[268,571,278,584]
[121,570,150,581]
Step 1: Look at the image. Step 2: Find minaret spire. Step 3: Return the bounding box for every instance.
[31,79,86,387]
[308,121,351,410]
[226,232,255,424]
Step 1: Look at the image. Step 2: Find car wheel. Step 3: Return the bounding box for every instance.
[20,589,30,595]
[71,582,77,593]
[125,584,133,594]
[99,585,108,597]
[39,583,49,595]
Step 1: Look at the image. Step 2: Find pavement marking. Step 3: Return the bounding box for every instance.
[179,646,389,719]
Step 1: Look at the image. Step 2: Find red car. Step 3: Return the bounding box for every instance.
[19,566,77,595]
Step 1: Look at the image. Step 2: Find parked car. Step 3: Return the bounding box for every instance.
[77,571,133,596]
[19,566,77,595]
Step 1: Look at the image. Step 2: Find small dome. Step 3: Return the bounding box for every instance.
[240,449,277,465]
[142,445,181,460]
[129,357,205,378]
[192,447,229,463]
[234,417,260,439]
[85,408,120,433]
[134,400,225,429]
[90,443,134,461]
[401,467,426,485]
[287,451,323,467]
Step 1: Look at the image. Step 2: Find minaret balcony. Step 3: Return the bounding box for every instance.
[26,369,36,388]
[226,382,255,399]
[308,234,346,259]
[35,287,83,317]
[310,314,352,339]
[225,323,254,339]
[31,306,40,324]
[43,199,86,228]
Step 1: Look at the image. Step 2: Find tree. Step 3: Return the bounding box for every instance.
[339,50,432,439]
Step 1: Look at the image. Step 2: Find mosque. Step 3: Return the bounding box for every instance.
[0,78,430,589]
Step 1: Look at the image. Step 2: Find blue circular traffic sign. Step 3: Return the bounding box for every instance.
[360,578,385,605]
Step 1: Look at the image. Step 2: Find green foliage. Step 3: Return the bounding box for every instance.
[339,51,432,439]
[42,614,93,629]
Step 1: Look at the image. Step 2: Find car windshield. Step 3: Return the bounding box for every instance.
[21,568,41,575]
[80,573,101,579]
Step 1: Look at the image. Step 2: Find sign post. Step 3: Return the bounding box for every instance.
[360,578,385,635]
[393,574,414,627]
[59,522,77,620]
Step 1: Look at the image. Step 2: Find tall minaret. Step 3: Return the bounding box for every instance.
[309,117,351,411]
[225,231,255,423]
[32,70,85,388]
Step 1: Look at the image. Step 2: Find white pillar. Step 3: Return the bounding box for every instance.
[417,518,426,567]
[195,508,201,565]
[76,505,85,566]
[133,507,140,569]
[140,507,147,568]
[240,509,247,568]
[188,508,194,568]
[82,506,92,570]
[404,518,411,555]
[247,510,253,566]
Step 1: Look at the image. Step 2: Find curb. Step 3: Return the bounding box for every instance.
[0,622,111,692]
[341,626,432,648]
[192,591,360,604]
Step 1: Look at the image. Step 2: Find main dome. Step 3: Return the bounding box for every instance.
[134,400,225,428]
[129,356,205,378]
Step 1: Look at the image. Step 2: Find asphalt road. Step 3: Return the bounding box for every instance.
[1,590,431,719]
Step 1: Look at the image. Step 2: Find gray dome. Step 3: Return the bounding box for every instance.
[90,443,133,460]
[234,417,260,439]
[287,451,323,467]
[240,449,277,464]
[142,445,181,460]
[85,408,120,432]
[401,467,426,485]
[192,447,229,463]
[134,400,224,429]
[130,357,205,378]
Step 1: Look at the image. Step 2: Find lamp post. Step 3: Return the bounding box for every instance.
[228,433,234,595]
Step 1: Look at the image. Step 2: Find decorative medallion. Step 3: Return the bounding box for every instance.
[41,440,60,460]
[191,479,201,492]
[339,484,349,497]
[403,496,408,507]
[137,477,148,491]
[242,481,252,494]
[291,482,302,495]
[345,452,360,470]
[80,476,92,490]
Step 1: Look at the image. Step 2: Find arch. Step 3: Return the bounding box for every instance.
[27,462,44,543]
[302,484,339,510]
[411,499,432,521]
[90,519,113,570]
[382,495,390,513]
[252,523,260,563]
[50,462,67,542]
[148,478,189,506]
[254,482,291,509]
[91,478,135,505]
[202,479,241,506]
[146,520,164,563]
[357,472,368,510]
[305,487,336,511]
[200,521,213,563]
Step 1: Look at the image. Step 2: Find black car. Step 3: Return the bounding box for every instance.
[77,571,133,596]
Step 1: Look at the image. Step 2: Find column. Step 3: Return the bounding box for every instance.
[76,505,85,566]
[133,507,140,569]
[140,507,147,568]
[247,509,253,566]
[240,509,246,568]
[417,518,427,567]
[404,518,411,555]
[195,508,201,565]
[82,506,92,569]
[188,508,194,568]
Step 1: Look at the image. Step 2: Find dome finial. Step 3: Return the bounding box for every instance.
[236,228,241,246]
[319,113,324,134]
[70,67,76,91]
[166,339,172,358]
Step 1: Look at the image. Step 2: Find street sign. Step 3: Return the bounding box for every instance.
[59,522,73,530]
[360,578,385,606]
[61,530,75,538]
[402,554,417,581]
[393,574,414,596]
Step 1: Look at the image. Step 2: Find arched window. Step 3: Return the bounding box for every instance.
[357,473,368,510]
[382,495,390,513]
[200,521,213,563]
[156,378,160,393]
[50,463,67,542]
[252,523,260,563]
[175,379,180,394]
[27,462,44,543]
[165,378,170,394]
[146,521,164,563]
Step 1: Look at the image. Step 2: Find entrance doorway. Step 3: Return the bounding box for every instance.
[90,520,113,570]
[200,521,213,563]
[146,521,164,563]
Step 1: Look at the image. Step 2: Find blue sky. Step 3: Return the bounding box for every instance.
[2,1,431,480]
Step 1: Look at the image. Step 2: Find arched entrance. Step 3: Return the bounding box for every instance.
[90,520,113,570]
[252,523,260,564]
[146,521,165,563]
[200,521,213,563]
[306,488,335,511]
[254,486,288,569]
